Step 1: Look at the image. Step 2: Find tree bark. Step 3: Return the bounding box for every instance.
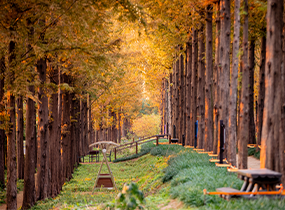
[261,0,283,171]
[228,0,240,166]
[186,42,192,146]
[61,74,71,183]
[213,1,220,154]
[238,0,249,169]
[179,49,185,142]
[118,108,121,143]
[75,99,80,166]
[205,5,213,152]
[191,28,198,146]
[0,56,5,189]
[6,40,17,210]
[198,26,205,149]
[256,31,266,150]
[36,57,49,200]
[220,0,231,158]
[16,96,24,179]
[175,53,180,141]
[169,73,173,137]
[22,20,36,209]
[48,65,59,198]
[248,39,256,145]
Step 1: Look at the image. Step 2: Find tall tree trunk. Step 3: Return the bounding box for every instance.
[220,0,231,158]
[228,0,240,166]
[169,73,173,137]
[6,40,17,210]
[185,42,192,146]
[213,1,220,154]
[61,74,71,183]
[22,80,36,209]
[0,56,5,189]
[248,39,256,144]
[36,57,49,200]
[161,80,165,134]
[57,71,62,192]
[191,28,198,146]
[48,65,59,198]
[164,78,169,134]
[22,20,36,209]
[84,100,88,153]
[280,13,285,185]
[261,0,283,171]
[118,108,121,143]
[238,0,249,169]
[17,96,24,179]
[70,92,75,177]
[198,26,205,149]
[175,54,180,141]
[256,31,266,150]
[205,5,213,152]
[75,99,80,166]
[179,49,185,142]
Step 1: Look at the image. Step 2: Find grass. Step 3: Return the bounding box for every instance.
[30,154,169,209]
[2,143,284,209]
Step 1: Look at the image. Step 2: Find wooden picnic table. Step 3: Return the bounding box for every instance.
[216,168,282,200]
[237,168,282,192]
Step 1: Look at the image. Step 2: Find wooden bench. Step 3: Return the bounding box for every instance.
[170,138,179,143]
[89,150,99,162]
[216,187,241,200]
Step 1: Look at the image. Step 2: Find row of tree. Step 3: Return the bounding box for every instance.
[0,0,146,209]
[158,0,285,183]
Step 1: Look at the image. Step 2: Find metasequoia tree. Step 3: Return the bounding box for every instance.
[213,0,220,155]
[197,25,205,149]
[0,56,5,189]
[238,0,249,169]
[261,0,284,173]
[256,30,266,149]
[204,5,213,152]
[16,96,24,179]
[191,28,198,146]
[185,42,192,145]
[219,0,231,157]
[228,0,240,166]
[6,40,17,210]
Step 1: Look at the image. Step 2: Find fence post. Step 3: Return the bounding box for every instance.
[219,120,225,164]
[168,134,171,144]
[156,135,159,146]
[114,148,117,160]
[136,142,138,154]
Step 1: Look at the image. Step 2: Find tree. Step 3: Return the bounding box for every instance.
[238,0,249,169]
[16,96,24,179]
[260,0,284,172]
[219,0,231,158]
[191,28,198,146]
[213,0,220,155]
[197,25,205,149]
[185,42,192,145]
[6,40,17,210]
[204,5,213,152]
[0,56,5,189]
[256,30,266,150]
[228,0,240,166]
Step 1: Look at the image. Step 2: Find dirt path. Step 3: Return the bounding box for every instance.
[236,155,260,169]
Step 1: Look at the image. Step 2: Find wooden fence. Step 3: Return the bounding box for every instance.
[114,134,171,160]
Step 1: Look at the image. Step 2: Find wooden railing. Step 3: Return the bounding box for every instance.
[114,134,171,160]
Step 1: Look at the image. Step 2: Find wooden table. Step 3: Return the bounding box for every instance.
[237,168,282,193]
[216,168,282,200]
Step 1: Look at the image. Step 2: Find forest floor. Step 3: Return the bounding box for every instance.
[1,144,284,210]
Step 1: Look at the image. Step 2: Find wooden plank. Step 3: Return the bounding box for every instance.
[237,169,282,179]
[216,187,240,193]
